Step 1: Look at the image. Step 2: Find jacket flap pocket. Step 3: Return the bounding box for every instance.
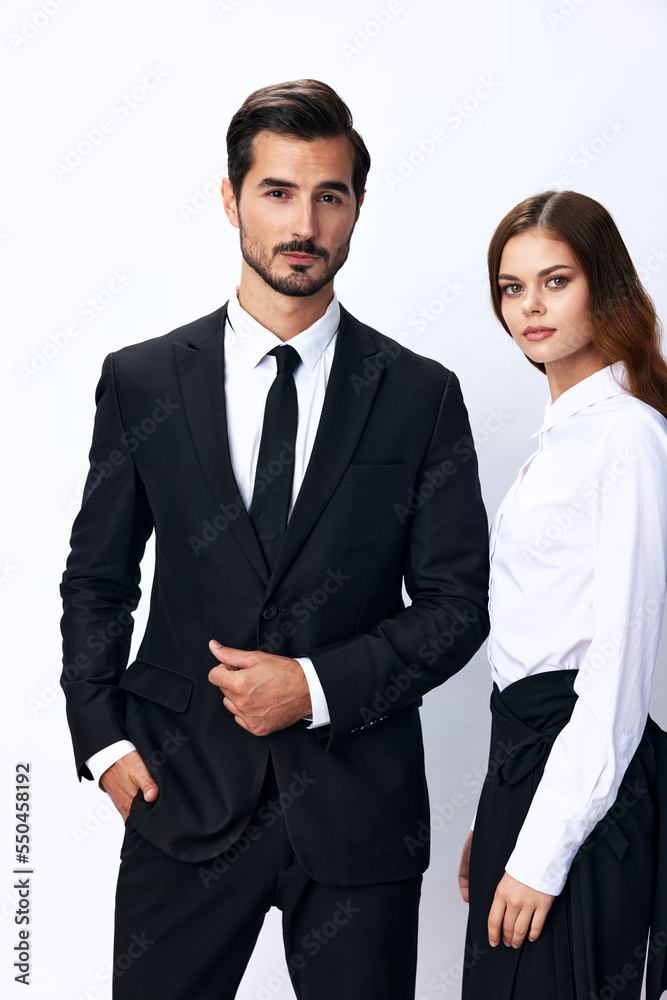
[119,660,194,713]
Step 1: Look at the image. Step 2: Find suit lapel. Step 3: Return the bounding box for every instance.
[269,306,387,589]
[173,305,270,587]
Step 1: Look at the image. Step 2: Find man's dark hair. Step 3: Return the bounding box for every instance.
[226,79,370,206]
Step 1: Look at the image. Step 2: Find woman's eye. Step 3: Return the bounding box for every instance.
[501,283,522,296]
[547,276,568,288]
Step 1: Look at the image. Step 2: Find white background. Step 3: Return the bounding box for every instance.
[2,0,667,997]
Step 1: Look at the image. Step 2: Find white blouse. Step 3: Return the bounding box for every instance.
[488,362,667,895]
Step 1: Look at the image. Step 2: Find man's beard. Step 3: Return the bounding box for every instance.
[238,218,353,298]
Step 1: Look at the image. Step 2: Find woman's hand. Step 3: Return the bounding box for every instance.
[458,831,473,903]
[488,872,554,948]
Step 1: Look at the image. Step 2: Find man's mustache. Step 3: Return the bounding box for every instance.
[273,240,330,261]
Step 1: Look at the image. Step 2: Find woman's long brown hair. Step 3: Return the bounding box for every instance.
[488,190,667,418]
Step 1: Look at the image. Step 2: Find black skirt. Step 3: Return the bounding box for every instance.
[462,670,667,1000]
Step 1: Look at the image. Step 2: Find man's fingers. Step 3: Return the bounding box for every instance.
[222,697,264,735]
[222,696,240,717]
[208,646,310,735]
[113,799,130,822]
[124,753,159,802]
[208,642,253,689]
[133,761,159,803]
[209,664,243,690]
[100,751,159,818]
[105,784,132,822]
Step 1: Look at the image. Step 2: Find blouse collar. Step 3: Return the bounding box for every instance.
[540,361,628,433]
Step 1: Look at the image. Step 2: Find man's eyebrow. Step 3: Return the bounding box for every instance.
[257,178,352,196]
[316,181,352,196]
[497,265,575,281]
[258,177,298,190]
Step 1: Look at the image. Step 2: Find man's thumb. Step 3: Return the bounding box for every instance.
[137,764,159,802]
[209,640,249,669]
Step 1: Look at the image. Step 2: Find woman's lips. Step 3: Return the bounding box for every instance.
[523,326,556,341]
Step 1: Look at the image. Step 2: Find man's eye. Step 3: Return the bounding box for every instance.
[267,190,287,198]
[319,194,340,203]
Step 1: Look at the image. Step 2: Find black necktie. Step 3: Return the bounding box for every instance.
[250,345,301,571]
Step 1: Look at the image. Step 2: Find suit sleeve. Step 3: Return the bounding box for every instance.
[60,353,154,779]
[310,370,490,748]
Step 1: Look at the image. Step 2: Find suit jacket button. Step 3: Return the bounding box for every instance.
[262,604,278,620]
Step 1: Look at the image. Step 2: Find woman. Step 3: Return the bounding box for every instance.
[460,190,667,1000]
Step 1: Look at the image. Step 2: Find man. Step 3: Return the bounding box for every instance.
[61,79,489,1000]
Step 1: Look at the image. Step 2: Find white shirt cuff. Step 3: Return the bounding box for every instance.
[505,783,591,895]
[86,740,137,785]
[295,657,331,728]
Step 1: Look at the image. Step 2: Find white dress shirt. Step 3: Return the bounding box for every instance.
[488,362,667,895]
[86,291,339,782]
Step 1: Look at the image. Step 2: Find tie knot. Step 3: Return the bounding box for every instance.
[270,345,301,375]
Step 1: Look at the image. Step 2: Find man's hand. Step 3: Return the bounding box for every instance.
[488,872,555,948]
[208,641,312,736]
[458,830,473,903]
[100,750,159,821]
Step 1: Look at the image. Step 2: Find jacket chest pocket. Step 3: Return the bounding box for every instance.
[340,463,414,484]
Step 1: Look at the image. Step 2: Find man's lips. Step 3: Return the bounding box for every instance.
[523,326,556,341]
[280,252,320,266]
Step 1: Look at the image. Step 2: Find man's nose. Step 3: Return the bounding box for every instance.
[291,199,319,242]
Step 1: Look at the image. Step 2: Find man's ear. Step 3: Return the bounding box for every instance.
[354,190,365,224]
[221,177,240,229]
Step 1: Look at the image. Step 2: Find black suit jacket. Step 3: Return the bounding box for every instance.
[60,303,489,884]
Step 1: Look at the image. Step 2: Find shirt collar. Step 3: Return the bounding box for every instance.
[225,289,340,373]
[539,361,628,433]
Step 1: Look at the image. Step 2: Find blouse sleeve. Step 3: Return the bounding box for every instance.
[505,409,667,895]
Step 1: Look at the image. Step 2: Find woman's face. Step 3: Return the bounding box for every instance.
[498,229,598,371]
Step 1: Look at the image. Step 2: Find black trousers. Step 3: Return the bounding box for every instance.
[463,671,667,1000]
[112,766,422,1000]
